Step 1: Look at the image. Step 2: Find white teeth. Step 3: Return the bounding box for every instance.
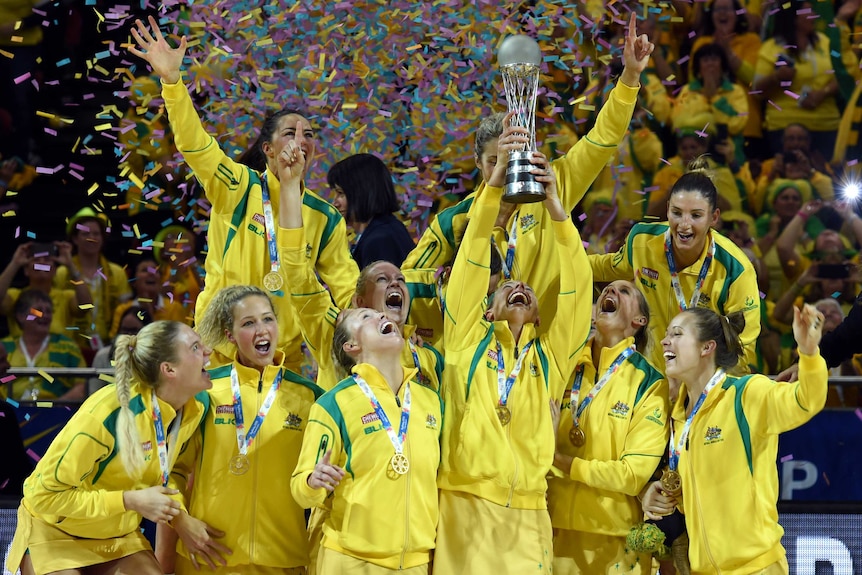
[663,352,676,360]
[600,298,617,313]
[380,321,395,335]
[507,292,528,305]
[386,292,403,308]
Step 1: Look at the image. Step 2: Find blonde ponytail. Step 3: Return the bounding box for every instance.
[114,334,146,480]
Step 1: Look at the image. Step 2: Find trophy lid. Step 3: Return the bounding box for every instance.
[497,35,542,67]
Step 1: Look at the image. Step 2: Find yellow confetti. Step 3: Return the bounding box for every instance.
[37,370,54,384]
[79,304,95,310]
[36,401,54,408]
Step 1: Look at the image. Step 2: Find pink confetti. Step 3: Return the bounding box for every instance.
[780,454,793,462]
[27,449,41,462]
[855,408,862,421]
[13,72,31,85]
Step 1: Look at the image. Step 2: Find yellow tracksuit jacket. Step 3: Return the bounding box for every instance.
[438,184,591,509]
[403,82,638,334]
[171,352,323,568]
[590,223,761,372]
[282,227,443,392]
[674,352,827,574]
[291,364,442,570]
[548,337,669,536]
[161,80,358,370]
[19,383,207,538]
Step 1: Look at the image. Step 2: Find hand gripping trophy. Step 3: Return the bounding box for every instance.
[497,34,545,203]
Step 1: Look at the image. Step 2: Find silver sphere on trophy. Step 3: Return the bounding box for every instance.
[497,34,545,203]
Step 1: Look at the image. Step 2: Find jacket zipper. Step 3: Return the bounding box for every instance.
[415,240,438,268]
[400,438,411,569]
[248,374,263,562]
[689,428,721,573]
[505,406,520,507]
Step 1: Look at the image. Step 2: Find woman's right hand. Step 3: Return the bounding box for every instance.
[793,303,825,356]
[123,486,181,523]
[641,480,678,520]
[171,512,232,570]
[487,112,529,188]
[307,451,345,492]
[129,16,186,84]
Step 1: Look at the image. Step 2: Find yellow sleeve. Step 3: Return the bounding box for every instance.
[743,354,827,434]
[540,218,592,399]
[312,213,359,310]
[641,73,672,126]
[291,402,343,509]
[402,198,473,271]
[25,414,127,520]
[589,234,635,283]
[444,186,502,349]
[554,82,639,212]
[161,79,250,215]
[281,227,340,369]
[810,171,835,201]
[671,87,713,133]
[569,378,669,496]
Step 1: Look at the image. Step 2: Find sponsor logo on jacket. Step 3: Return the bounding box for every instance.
[361,412,380,425]
[609,401,631,419]
[252,213,265,226]
[426,414,438,430]
[641,267,659,280]
[519,213,539,234]
[646,407,664,425]
[283,413,303,430]
[704,425,723,444]
[141,440,152,452]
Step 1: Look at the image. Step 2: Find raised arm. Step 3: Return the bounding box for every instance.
[553,12,654,212]
[130,16,248,212]
[746,304,827,433]
[534,153,592,397]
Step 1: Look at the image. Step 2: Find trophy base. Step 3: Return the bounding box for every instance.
[504,152,546,204]
[502,183,547,204]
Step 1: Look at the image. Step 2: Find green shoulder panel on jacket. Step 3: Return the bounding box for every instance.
[208,364,233,380]
[223,168,256,258]
[283,368,326,400]
[94,394,146,483]
[626,222,667,268]
[466,325,495,401]
[316,377,357,475]
[712,241,749,312]
[438,196,475,247]
[303,191,343,249]
[722,374,754,474]
[629,353,665,407]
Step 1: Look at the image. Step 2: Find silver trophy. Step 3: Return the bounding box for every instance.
[498,34,545,203]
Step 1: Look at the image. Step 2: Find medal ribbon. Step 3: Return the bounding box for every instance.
[260,175,280,274]
[408,340,425,384]
[503,214,519,280]
[664,229,715,312]
[570,346,635,428]
[353,374,411,456]
[151,389,183,487]
[668,368,725,471]
[495,339,534,408]
[231,366,283,456]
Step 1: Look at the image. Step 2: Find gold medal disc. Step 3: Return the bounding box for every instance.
[390,453,410,475]
[229,454,250,475]
[568,425,586,447]
[660,468,682,497]
[496,404,511,425]
[263,271,283,292]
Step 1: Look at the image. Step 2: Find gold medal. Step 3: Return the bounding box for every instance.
[496,404,511,425]
[568,425,586,447]
[660,468,682,497]
[263,271,283,292]
[229,454,250,475]
[390,453,410,475]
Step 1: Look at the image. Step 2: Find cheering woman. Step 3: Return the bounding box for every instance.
[130,16,357,371]
[5,321,211,575]
[589,158,760,376]
[548,280,669,574]
[642,305,827,574]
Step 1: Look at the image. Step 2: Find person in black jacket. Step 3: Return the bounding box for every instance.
[328,153,415,269]
[777,289,862,381]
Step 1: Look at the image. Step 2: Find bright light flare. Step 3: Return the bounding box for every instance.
[843,181,861,200]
